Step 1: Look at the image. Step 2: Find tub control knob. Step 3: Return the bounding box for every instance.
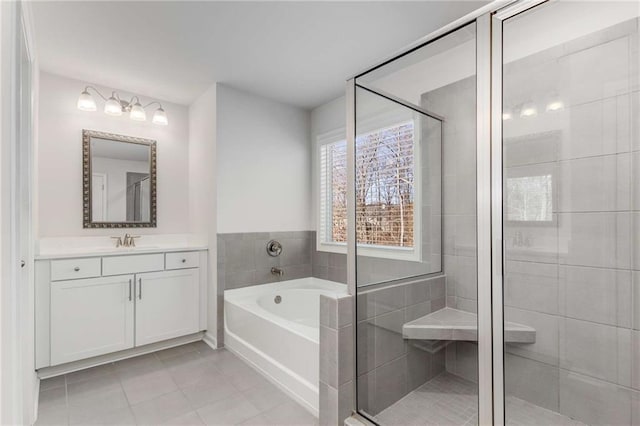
[266,240,283,257]
[274,295,282,304]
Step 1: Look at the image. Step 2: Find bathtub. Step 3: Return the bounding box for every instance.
[224,278,348,416]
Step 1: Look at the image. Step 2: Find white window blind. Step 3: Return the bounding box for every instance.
[319,120,415,250]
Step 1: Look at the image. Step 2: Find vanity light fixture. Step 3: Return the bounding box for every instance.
[519,101,538,118]
[77,86,168,126]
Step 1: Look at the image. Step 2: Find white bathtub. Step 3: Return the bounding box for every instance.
[224,278,348,416]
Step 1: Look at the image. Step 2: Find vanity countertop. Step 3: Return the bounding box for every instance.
[35,245,208,260]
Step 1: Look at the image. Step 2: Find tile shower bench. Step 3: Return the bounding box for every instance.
[402,307,536,343]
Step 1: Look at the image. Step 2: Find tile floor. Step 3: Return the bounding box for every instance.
[375,372,586,426]
[36,341,318,426]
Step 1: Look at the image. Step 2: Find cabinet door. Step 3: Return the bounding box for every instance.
[51,275,135,365]
[135,269,200,346]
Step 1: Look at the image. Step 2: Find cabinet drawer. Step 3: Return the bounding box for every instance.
[102,253,164,276]
[51,258,101,281]
[165,251,200,270]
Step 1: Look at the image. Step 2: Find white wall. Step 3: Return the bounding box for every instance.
[187,83,217,344]
[92,157,149,221]
[216,84,311,233]
[310,96,345,229]
[37,72,190,237]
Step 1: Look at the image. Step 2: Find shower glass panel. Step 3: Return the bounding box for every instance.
[354,22,478,425]
[500,2,640,425]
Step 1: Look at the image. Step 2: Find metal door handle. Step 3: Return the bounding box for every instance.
[138,278,142,300]
[182,259,186,263]
[128,279,132,301]
[74,267,80,272]
[20,260,25,268]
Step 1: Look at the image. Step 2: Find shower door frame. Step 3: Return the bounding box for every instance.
[347,1,549,424]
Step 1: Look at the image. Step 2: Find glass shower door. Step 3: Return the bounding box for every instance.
[498,2,640,424]
[353,22,479,425]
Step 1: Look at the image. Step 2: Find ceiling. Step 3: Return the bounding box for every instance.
[31,1,486,109]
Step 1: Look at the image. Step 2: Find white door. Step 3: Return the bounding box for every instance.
[50,275,135,365]
[135,269,200,346]
[91,173,106,221]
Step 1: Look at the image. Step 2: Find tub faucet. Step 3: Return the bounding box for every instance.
[271,267,284,277]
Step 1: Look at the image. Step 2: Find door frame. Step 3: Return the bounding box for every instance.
[0,0,37,424]
[91,172,107,221]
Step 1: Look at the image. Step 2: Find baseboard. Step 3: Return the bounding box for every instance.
[203,331,218,350]
[37,332,204,379]
[32,375,40,425]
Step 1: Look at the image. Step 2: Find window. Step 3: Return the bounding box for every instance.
[506,174,553,222]
[318,121,419,259]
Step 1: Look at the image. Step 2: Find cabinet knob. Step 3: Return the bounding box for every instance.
[181,259,186,263]
[73,267,80,272]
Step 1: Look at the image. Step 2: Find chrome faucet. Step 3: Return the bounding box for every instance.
[271,267,284,277]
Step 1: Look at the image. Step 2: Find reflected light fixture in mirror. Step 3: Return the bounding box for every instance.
[77,86,168,125]
[545,98,565,112]
[520,101,538,118]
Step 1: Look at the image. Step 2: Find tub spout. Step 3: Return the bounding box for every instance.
[271,267,284,277]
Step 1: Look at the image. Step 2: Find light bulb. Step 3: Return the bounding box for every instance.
[546,100,564,112]
[152,107,168,125]
[77,90,96,111]
[520,102,537,118]
[130,102,146,121]
[502,111,512,121]
[104,96,123,116]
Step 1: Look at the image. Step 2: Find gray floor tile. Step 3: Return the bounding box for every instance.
[376,372,586,426]
[69,406,136,425]
[160,350,209,370]
[66,373,122,405]
[37,342,318,426]
[40,375,66,392]
[66,363,115,384]
[261,400,318,426]
[67,387,129,425]
[167,357,222,389]
[181,377,239,409]
[236,414,275,426]
[196,394,261,425]
[38,386,67,411]
[158,411,205,425]
[35,405,69,426]
[114,353,165,379]
[131,390,192,425]
[121,370,178,405]
[155,344,199,361]
[222,366,270,392]
[241,383,290,412]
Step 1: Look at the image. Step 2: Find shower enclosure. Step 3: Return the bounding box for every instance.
[348,1,640,424]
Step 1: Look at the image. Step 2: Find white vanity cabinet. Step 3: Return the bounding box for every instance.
[36,249,208,370]
[135,269,200,346]
[51,275,135,365]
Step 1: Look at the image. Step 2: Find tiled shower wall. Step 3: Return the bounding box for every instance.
[356,276,447,416]
[421,53,480,391]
